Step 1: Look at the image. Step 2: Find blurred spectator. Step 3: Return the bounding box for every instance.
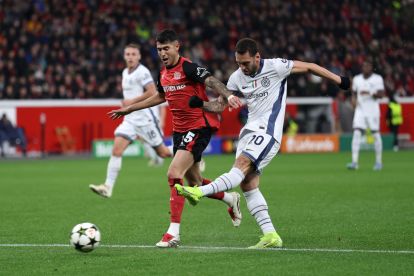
[283,113,299,136]
[386,93,403,151]
[0,0,413,99]
[0,113,27,157]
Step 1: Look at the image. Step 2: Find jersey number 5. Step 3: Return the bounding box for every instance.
[183,131,196,143]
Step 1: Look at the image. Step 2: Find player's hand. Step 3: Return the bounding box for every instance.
[189,96,204,108]
[338,76,350,90]
[227,94,243,110]
[108,107,131,120]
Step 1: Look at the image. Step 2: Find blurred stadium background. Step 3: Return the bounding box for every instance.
[1,1,414,275]
[0,0,413,157]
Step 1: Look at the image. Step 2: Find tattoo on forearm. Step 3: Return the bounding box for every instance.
[202,100,226,113]
[205,77,231,98]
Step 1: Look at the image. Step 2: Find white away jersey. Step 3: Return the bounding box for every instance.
[122,64,157,125]
[352,73,384,116]
[227,58,293,143]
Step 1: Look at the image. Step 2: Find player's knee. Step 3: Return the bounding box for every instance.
[168,177,183,187]
[353,129,362,137]
[234,155,254,175]
[111,147,123,157]
[167,169,180,182]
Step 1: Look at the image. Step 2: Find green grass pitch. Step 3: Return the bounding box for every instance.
[0,151,413,275]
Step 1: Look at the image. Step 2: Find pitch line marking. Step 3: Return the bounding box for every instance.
[0,244,413,254]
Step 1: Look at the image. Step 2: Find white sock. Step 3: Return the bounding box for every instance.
[221,192,234,207]
[244,188,276,234]
[143,142,158,161]
[104,155,122,191]
[352,130,362,164]
[167,222,180,237]
[373,132,382,164]
[167,145,174,155]
[199,167,245,196]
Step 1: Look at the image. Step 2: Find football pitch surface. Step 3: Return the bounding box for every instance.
[0,151,413,275]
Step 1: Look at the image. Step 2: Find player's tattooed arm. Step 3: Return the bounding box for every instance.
[205,76,243,109]
[204,76,232,98]
[188,95,226,113]
[202,96,227,113]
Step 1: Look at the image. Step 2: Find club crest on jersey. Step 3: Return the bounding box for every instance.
[261,76,270,88]
[174,72,181,80]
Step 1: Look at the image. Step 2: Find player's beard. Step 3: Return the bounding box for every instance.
[244,64,257,76]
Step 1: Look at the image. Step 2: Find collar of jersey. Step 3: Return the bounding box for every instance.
[249,59,264,78]
[128,64,140,74]
[166,56,182,70]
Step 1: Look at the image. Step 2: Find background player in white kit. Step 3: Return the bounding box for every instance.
[176,38,350,248]
[347,60,385,171]
[90,44,172,198]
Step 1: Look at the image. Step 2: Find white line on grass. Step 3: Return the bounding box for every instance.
[0,244,413,254]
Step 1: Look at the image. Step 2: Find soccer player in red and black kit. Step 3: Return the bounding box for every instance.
[109,30,243,248]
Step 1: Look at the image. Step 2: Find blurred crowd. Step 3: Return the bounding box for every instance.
[1,0,413,100]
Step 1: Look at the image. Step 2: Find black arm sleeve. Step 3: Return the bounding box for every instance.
[182,61,212,83]
[156,72,164,93]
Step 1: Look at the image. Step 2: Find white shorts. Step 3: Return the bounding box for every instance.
[353,110,380,132]
[236,130,280,173]
[114,120,164,147]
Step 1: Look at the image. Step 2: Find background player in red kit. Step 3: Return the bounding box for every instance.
[109,30,243,248]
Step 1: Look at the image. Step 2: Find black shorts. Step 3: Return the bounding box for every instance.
[172,127,213,162]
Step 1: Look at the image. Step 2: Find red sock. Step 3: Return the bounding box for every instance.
[168,178,185,223]
[202,178,224,200]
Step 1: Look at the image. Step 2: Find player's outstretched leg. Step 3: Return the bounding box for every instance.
[227,192,242,227]
[244,188,282,249]
[373,132,383,171]
[347,129,361,170]
[176,167,245,205]
[89,155,122,198]
[201,178,242,227]
[144,142,164,167]
[175,184,202,206]
[89,184,112,198]
[156,178,184,248]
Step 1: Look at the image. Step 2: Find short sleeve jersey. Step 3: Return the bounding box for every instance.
[122,64,158,125]
[158,57,220,133]
[227,58,293,143]
[352,73,385,116]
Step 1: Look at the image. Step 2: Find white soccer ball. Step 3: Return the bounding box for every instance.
[70,222,101,252]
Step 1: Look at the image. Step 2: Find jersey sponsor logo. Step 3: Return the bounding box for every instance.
[173,72,181,80]
[163,84,186,92]
[261,76,270,88]
[246,90,268,100]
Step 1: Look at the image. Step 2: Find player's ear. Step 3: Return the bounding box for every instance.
[174,41,180,51]
[255,52,260,63]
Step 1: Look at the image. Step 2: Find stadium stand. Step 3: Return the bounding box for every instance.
[0,0,413,100]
